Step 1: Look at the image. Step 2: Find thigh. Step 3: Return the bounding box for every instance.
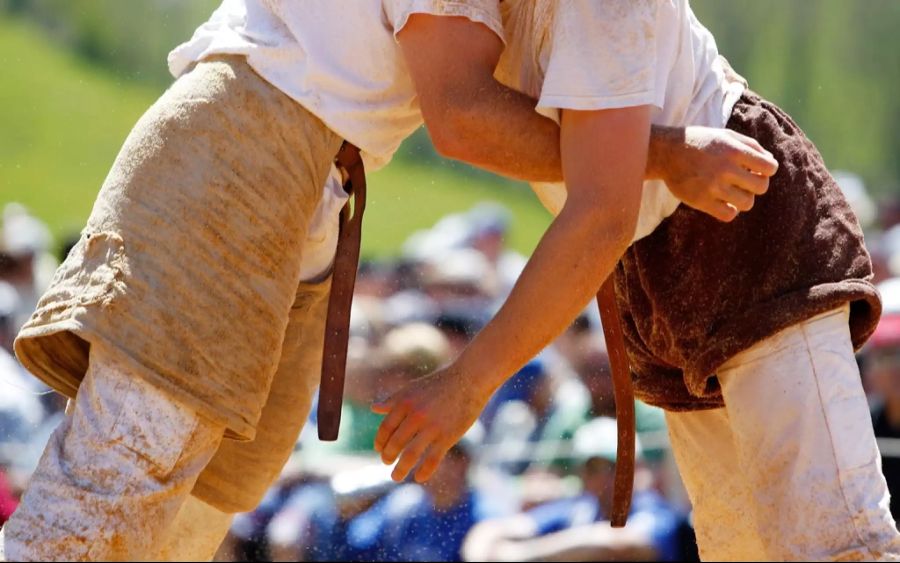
[3,344,224,561]
[719,306,900,561]
[192,277,332,513]
[15,55,343,440]
[665,409,768,561]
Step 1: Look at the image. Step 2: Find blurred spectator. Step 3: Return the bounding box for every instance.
[866,237,894,286]
[403,212,473,263]
[0,467,18,526]
[833,171,876,233]
[553,313,596,368]
[568,341,668,464]
[382,290,440,328]
[355,260,401,299]
[343,424,507,562]
[434,305,489,358]
[464,202,527,296]
[323,322,452,454]
[422,247,498,306]
[0,281,47,470]
[462,418,690,562]
[877,226,900,281]
[481,355,590,475]
[0,280,21,354]
[879,196,900,232]
[255,322,458,561]
[261,462,396,561]
[0,203,57,332]
[863,281,900,521]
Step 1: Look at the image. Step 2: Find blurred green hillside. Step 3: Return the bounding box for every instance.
[1,0,898,255]
[0,11,550,256]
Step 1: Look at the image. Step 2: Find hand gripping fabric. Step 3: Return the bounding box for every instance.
[596,275,636,527]
[318,142,366,441]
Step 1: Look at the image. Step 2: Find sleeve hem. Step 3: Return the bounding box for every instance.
[537,90,657,113]
[391,0,506,45]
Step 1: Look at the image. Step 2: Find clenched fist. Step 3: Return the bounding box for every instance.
[651,125,779,222]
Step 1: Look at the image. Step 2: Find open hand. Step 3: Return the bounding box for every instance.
[372,366,489,483]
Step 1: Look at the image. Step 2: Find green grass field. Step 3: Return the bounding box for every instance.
[0,15,550,257]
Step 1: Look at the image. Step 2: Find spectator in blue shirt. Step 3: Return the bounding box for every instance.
[344,424,507,562]
[462,417,692,561]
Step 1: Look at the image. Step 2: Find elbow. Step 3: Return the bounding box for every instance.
[428,123,473,162]
[564,202,636,252]
[430,126,468,160]
[424,104,478,162]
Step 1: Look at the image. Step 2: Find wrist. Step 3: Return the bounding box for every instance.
[646,125,684,182]
[453,342,511,398]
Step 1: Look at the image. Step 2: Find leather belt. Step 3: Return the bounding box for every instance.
[596,275,636,528]
[317,141,366,441]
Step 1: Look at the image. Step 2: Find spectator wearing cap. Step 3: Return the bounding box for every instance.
[422,248,499,306]
[481,356,592,476]
[0,204,56,333]
[312,322,453,455]
[464,203,527,297]
[434,306,488,359]
[462,418,690,562]
[343,424,507,562]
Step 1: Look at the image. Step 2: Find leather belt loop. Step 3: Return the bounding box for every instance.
[318,141,366,441]
[596,275,636,527]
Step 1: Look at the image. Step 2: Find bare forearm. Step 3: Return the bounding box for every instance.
[449,88,674,185]
[455,206,632,395]
[453,108,648,396]
[397,14,682,186]
[371,108,650,486]
[443,81,562,183]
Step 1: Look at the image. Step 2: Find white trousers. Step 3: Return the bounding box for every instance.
[667,307,900,561]
[1,344,229,561]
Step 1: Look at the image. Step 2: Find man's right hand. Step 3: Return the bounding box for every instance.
[649,125,780,222]
[397,14,778,221]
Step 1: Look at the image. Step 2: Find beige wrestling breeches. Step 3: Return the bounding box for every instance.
[667,306,900,561]
[5,54,340,560]
[3,344,225,561]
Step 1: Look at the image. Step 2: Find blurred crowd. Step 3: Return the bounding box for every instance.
[1,168,900,561]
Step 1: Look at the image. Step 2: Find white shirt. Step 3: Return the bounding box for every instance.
[168,0,505,280]
[496,0,746,242]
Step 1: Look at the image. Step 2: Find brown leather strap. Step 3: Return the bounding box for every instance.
[318,142,366,441]
[596,275,636,528]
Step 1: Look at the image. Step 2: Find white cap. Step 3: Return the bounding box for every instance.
[423,248,493,289]
[382,322,452,375]
[3,203,52,256]
[572,417,642,463]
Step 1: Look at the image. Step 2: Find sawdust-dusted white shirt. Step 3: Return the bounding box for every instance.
[168,0,506,280]
[496,0,746,242]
